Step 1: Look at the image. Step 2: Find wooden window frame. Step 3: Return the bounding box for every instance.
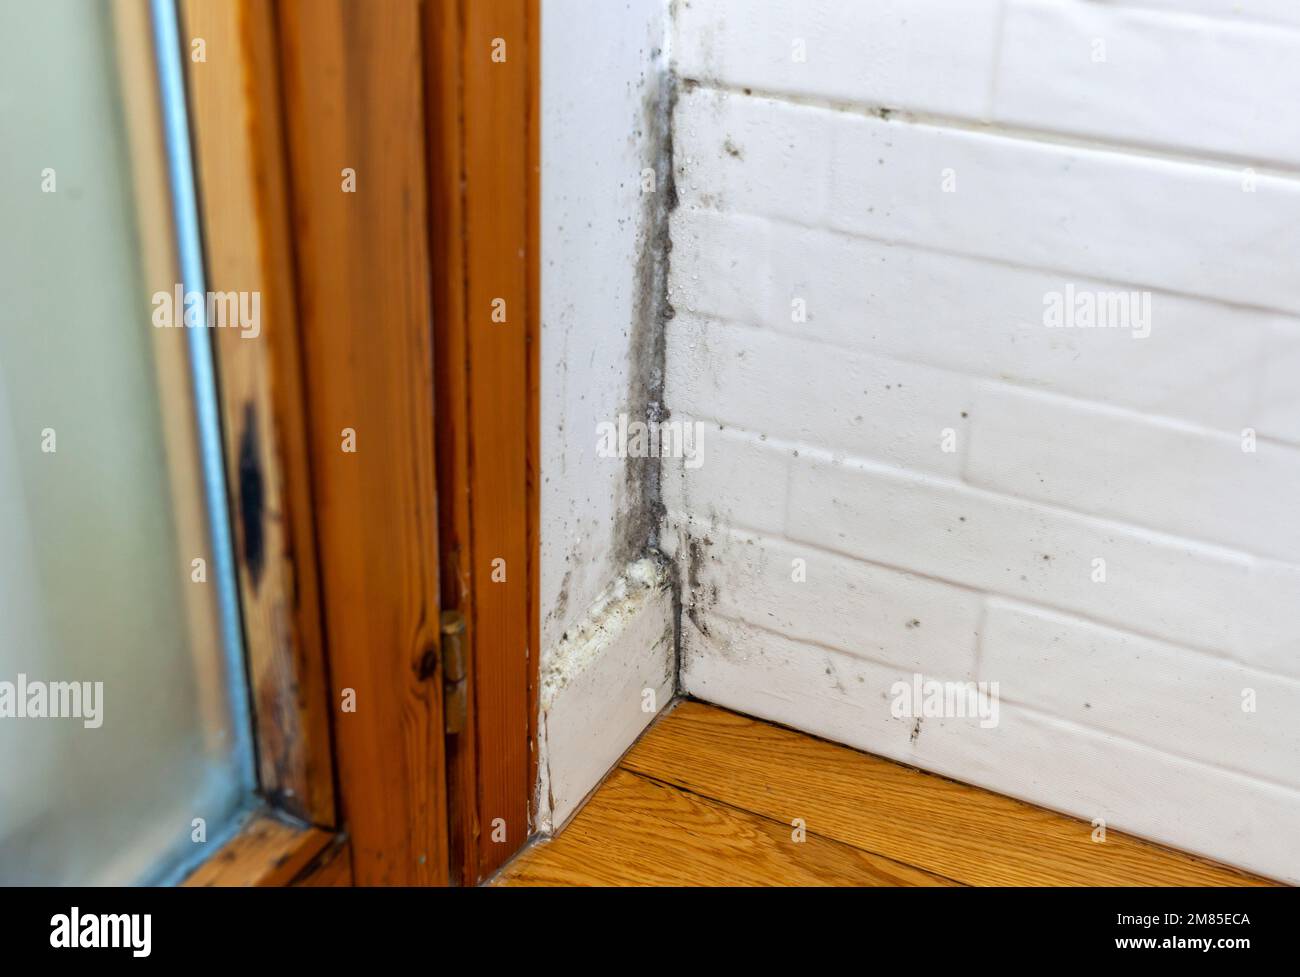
[109,0,327,887]
[153,0,539,886]
[181,0,335,830]
[425,0,542,885]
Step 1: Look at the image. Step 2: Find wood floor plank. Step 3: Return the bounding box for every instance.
[619,701,1275,887]
[496,769,956,887]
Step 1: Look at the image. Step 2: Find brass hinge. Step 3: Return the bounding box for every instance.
[440,609,468,735]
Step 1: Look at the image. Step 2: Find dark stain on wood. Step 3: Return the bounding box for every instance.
[416,644,439,682]
[238,401,266,589]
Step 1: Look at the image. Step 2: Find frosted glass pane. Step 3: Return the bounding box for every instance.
[0,1,252,883]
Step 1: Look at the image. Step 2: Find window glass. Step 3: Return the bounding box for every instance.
[0,0,252,885]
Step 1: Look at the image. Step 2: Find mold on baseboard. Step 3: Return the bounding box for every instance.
[536,556,676,833]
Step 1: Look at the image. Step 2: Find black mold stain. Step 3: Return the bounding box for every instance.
[613,67,677,570]
[685,535,711,637]
[237,401,266,590]
[552,565,571,630]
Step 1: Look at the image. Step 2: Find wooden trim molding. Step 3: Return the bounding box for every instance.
[424,0,478,886]
[276,0,450,885]
[525,0,542,862]
[291,836,354,886]
[172,0,539,887]
[426,0,541,884]
[181,0,336,828]
[183,812,334,887]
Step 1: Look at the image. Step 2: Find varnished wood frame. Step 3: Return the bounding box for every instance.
[183,0,456,884]
[274,0,451,885]
[174,0,540,886]
[181,0,336,830]
[109,0,342,886]
[425,0,541,885]
[183,812,334,887]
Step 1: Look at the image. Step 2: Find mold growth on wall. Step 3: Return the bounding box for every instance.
[539,556,672,706]
[535,555,676,832]
[536,0,682,835]
[614,68,679,569]
[540,0,679,660]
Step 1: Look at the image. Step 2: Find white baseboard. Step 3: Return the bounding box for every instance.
[535,557,675,833]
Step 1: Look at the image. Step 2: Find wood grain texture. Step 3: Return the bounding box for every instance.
[423,0,479,886]
[292,837,354,887]
[277,0,448,885]
[425,0,538,882]
[462,0,533,879]
[496,769,957,887]
[614,701,1275,887]
[524,0,542,881]
[182,0,335,827]
[184,813,333,887]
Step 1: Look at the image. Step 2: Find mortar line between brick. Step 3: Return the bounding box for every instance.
[679,77,1300,182]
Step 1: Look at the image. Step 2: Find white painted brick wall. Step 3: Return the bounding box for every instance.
[668,313,974,476]
[669,0,1300,880]
[965,383,1300,562]
[661,423,790,535]
[675,0,1003,119]
[995,0,1300,166]
[676,517,985,678]
[1104,0,1300,31]
[678,86,1300,313]
[683,617,1300,882]
[670,210,1299,440]
[980,598,1300,790]
[677,0,1300,164]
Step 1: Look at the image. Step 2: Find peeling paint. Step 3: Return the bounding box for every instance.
[540,556,669,708]
[536,555,675,832]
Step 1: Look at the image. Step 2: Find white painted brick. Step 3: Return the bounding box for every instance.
[981,598,1300,790]
[675,91,1300,314]
[965,382,1300,562]
[667,313,973,476]
[674,86,830,227]
[659,422,789,535]
[674,0,1001,119]
[1255,320,1300,444]
[680,521,982,677]
[1101,0,1300,31]
[1236,561,1300,677]
[996,0,1300,166]
[668,0,1300,880]
[676,211,1284,434]
[668,209,772,325]
[682,616,1300,882]
[825,106,1300,314]
[968,706,1300,884]
[787,452,1300,675]
[786,451,1258,657]
[680,616,979,747]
